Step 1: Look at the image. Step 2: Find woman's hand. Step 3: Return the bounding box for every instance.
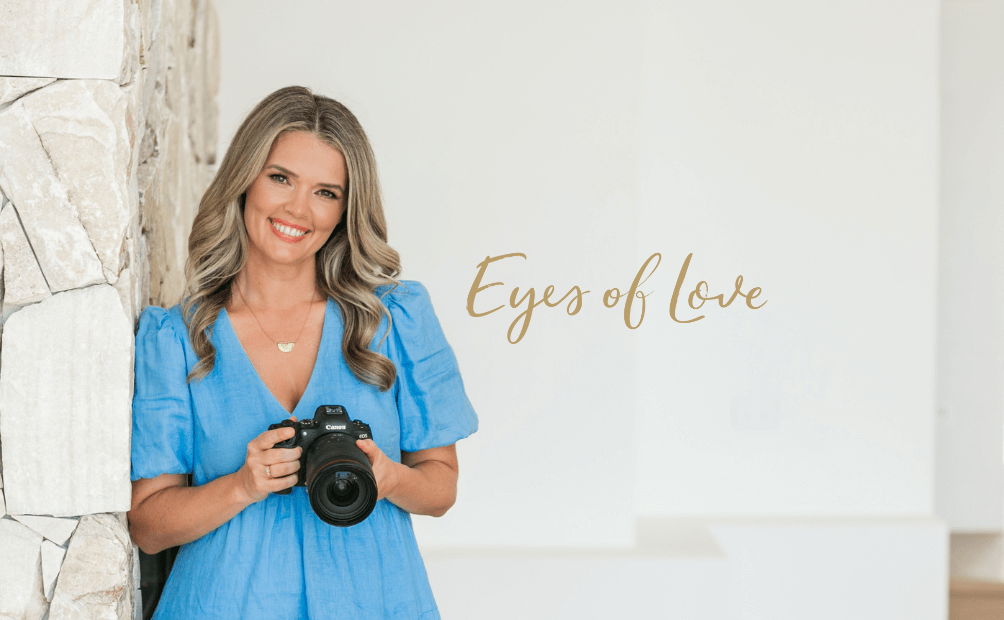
[354,442,460,516]
[234,416,303,503]
[356,439,403,501]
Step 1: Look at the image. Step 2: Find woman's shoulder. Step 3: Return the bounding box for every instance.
[134,304,193,384]
[371,280,453,353]
[136,303,189,346]
[374,279,432,309]
[373,280,440,329]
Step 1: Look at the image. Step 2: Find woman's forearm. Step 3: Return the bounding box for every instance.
[384,459,458,517]
[129,473,251,555]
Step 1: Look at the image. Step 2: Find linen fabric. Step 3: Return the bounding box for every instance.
[131,280,478,620]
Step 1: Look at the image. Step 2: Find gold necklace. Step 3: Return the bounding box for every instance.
[234,280,319,353]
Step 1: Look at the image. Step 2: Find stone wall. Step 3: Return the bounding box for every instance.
[0,1,219,618]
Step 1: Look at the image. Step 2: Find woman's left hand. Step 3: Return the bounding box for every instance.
[356,439,402,501]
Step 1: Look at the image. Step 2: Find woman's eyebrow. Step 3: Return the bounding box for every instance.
[265,164,344,190]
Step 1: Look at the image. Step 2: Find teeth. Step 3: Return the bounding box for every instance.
[272,220,306,237]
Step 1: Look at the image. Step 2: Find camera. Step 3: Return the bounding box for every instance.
[269,405,377,527]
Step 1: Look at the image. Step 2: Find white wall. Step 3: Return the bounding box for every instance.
[634,1,939,517]
[216,0,941,530]
[937,0,1004,532]
[215,0,952,616]
[217,0,647,548]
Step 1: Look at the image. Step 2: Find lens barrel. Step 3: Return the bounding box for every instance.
[303,433,377,527]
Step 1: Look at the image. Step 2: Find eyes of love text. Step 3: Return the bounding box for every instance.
[466,252,767,344]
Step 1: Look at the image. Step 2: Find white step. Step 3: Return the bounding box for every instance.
[423,519,737,620]
[421,517,947,620]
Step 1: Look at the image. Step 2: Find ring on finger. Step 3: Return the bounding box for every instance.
[265,465,271,478]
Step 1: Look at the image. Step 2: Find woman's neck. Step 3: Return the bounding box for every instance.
[235,252,320,310]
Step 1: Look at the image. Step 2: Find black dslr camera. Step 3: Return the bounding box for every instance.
[269,405,377,527]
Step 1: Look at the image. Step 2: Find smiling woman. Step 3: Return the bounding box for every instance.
[233,132,347,360]
[126,86,478,620]
[247,134,346,255]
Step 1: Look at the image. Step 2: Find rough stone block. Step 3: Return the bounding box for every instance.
[0,77,56,106]
[12,515,79,546]
[0,204,51,306]
[0,0,133,82]
[0,212,4,306]
[0,286,133,516]
[21,81,134,283]
[132,0,220,307]
[0,519,47,620]
[0,101,105,292]
[48,514,134,620]
[114,230,151,326]
[41,539,66,601]
[113,264,136,325]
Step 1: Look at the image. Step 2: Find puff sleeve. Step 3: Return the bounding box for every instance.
[130,306,195,481]
[382,281,479,453]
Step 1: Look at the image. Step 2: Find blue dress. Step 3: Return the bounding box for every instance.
[131,280,478,620]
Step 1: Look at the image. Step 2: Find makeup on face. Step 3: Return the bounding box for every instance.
[243,131,348,265]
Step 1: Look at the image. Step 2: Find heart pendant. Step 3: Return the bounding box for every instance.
[277,342,295,353]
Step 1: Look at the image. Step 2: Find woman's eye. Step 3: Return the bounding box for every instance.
[269,173,287,184]
[319,190,340,200]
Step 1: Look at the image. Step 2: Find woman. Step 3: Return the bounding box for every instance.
[128,86,478,619]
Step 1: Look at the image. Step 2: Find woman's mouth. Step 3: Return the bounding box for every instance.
[269,218,309,242]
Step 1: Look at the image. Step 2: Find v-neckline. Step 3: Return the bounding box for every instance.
[219,297,333,418]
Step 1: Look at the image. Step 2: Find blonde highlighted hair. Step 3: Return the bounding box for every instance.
[182,85,401,389]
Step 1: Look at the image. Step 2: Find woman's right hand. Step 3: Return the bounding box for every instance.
[234,418,303,503]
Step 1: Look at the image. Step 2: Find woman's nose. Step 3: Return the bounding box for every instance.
[285,187,310,217]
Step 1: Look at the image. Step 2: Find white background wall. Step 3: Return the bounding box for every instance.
[212,1,985,616]
[634,1,938,517]
[218,0,650,548]
[938,0,1004,532]
[214,0,944,536]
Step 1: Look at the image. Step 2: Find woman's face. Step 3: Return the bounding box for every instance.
[243,130,347,269]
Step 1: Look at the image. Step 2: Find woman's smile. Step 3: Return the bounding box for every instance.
[268,217,310,242]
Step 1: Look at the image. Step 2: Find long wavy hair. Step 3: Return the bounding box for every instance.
[181,86,401,389]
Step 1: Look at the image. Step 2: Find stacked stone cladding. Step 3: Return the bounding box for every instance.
[0,1,219,618]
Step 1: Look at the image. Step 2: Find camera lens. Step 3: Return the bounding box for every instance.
[303,433,377,527]
[327,473,360,507]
